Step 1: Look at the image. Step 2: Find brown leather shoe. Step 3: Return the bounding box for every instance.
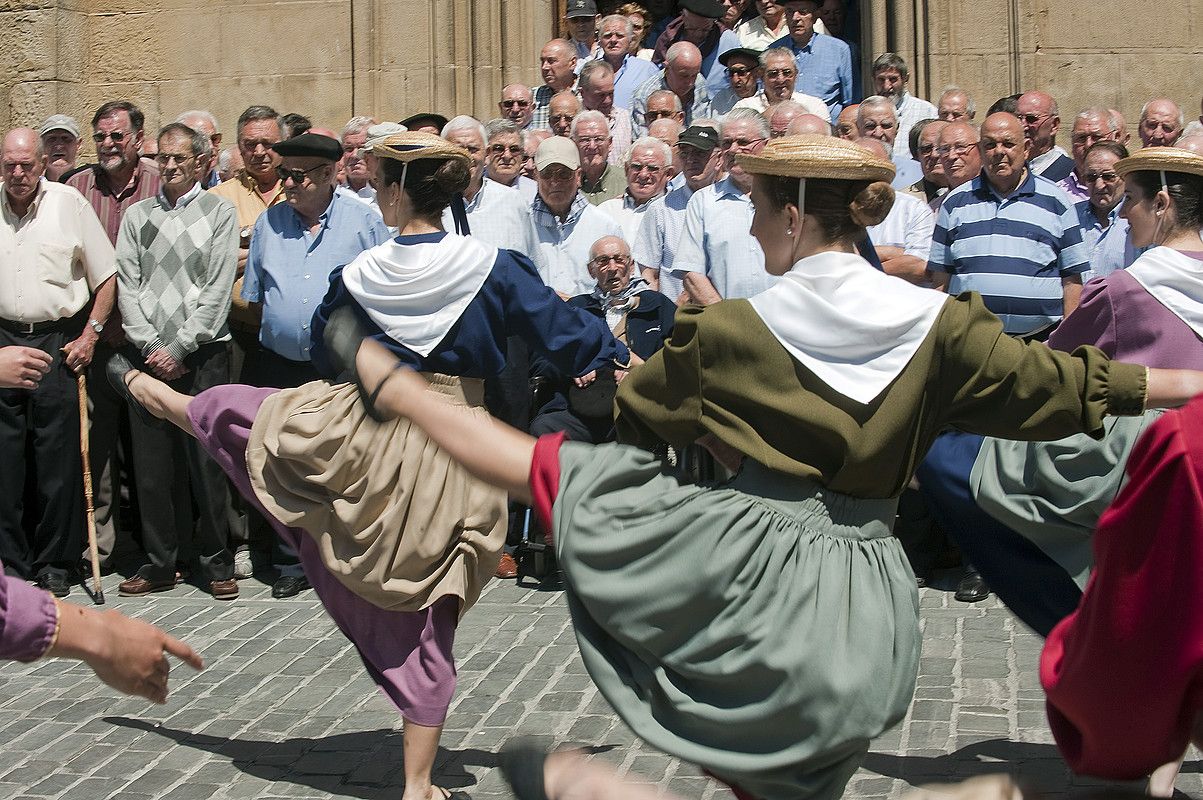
[118,575,175,597]
[209,578,239,600]
[494,552,519,579]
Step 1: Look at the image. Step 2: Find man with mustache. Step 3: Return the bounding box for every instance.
[40,115,84,182]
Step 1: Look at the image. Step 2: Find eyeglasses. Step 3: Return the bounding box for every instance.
[501,99,531,108]
[92,130,130,143]
[721,136,767,149]
[489,144,524,155]
[1071,133,1109,146]
[1019,113,1050,126]
[550,113,577,123]
[918,144,937,155]
[725,66,755,77]
[860,121,896,131]
[627,162,663,174]
[590,254,632,267]
[936,143,976,156]
[575,136,609,146]
[155,153,196,167]
[764,69,796,79]
[276,164,328,184]
[1084,171,1120,183]
[644,109,677,122]
[0,161,36,174]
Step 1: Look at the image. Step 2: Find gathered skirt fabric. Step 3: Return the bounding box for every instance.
[187,384,459,726]
[549,442,921,800]
[245,377,508,616]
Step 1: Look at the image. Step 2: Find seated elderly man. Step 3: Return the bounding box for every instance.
[733,47,828,118]
[707,47,761,117]
[857,138,936,286]
[598,136,673,240]
[529,235,675,444]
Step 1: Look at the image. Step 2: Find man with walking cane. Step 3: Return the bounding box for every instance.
[0,127,117,597]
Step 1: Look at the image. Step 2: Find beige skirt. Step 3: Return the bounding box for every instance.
[245,376,507,617]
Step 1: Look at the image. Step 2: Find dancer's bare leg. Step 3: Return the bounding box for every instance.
[542,750,682,800]
[1148,753,1184,797]
[401,720,447,800]
[356,339,537,505]
[124,369,196,435]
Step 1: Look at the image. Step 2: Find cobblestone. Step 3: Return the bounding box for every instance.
[0,574,1198,799]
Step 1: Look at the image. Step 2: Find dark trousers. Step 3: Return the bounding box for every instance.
[86,342,130,566]
[916,430,1083,637]
[237,344,321,574]
[0,325,86,578]
[128,343,233,583]
[529,407,615,444]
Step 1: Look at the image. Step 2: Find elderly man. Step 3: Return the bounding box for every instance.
[530,137,623,297]
[565,0,600,61]
[1076,141,1138,281]
[523,129,553,179]
[533,40,580,129]
[733,47,827,117]
[112,123,240,601]
[872,52,937,148]
[1016,90,1075,181]
[1060,107,1120,203]
[1139,98,1185,148]
[240,132,389,597]
[485,119,538,202]
[339,116,378,208]
[572,111,626,204]
[770,0,853,121]
[0,128,116,595]
[597,14,660,110]
[930,112,1088,338]
[634,124,722,301]
[651,0,741,96]
[835,104,858,139]
[549,91,583,138]
[857,95,922,187]
[175,110,223,188]
[675,109,771,302]
[442,116,542,259]
[40,115,83,182]
[646,117,684,186]
[598,136,672,240]
[66,101,163,577]
[579,60,634,165]
[767,100,810,137]
[529,235,675,444]
[937,86,975,123]
[708,47,762,116]
[909,118,948,205]
[855,137,936,286]
[499,84,536,130]
[735,0,789,48]
[632,42,712,133]
[936,120,981,195]
[786,113,832,135]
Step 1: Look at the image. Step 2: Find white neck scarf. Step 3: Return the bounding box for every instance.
[339,233,496,356]
[748,250,947,404]
[1126,245,1203,338]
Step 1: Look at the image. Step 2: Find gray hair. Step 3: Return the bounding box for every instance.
[1140,98,1185,128]
[858,95,896,121]
[236,105,281,137]
[175,109,219,134]
[872,52,909,81]
[622,135,672,167]
[939,86,975,117]
[578,59,615,92]
[723,107,770,139]
[571,110,610,138]
[665,41,701,68]
[599,13,634,38]
[909,118,943,158]
[441,114,487,144]
[216,147,234,172]
[342,115,377,140]
[158,122,208,158]
[760,47,796,69]
[647,89,683,112]
[1075,106,1119,133]
[485,117,526,146]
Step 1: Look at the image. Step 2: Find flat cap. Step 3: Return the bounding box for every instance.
[271,133,342,161]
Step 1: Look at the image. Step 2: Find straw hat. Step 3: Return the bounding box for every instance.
[737,134,896,182]
[1115,146,1203,179]
[372,131,471,167]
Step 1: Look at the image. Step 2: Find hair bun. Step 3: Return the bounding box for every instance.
[433,158,471,197]
[848,181,895,228]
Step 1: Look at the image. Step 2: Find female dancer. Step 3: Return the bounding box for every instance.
[112,131,628,800]
[120,136,1203,800]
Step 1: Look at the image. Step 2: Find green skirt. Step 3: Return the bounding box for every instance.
[551,442,921,800]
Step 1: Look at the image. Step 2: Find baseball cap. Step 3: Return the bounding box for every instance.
[39,114,81,139]
[535,136,581,172]
[565,0,598,17]
[678,125,721,151]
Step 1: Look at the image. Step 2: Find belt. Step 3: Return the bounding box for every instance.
[0,316,77,335]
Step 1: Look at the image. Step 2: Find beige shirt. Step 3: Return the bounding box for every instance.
[209,169,285,231]
[0,179,116,323]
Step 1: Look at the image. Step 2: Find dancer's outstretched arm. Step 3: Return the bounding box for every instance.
[357,339,538,506]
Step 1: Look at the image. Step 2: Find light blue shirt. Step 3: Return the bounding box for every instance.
[610,54,661,111]
[530,192,624,296]
[769,31,854,121]
[632,182,697,302]
[1075,199,1142,282]
[700,29,744,97]
[441,178,545,273]
[672,177,773,299]
[242,190,391,361]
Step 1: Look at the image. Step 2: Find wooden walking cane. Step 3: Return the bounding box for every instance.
[76,373,105,604]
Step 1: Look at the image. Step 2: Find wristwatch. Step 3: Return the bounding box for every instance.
[88,318,104,335]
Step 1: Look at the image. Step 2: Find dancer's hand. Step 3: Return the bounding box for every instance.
[0,346,52,389]
[574,370,597,388]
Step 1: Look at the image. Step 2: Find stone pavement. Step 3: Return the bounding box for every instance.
[0,574,1198,800]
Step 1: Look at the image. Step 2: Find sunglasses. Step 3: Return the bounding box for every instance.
[92,130,130,143]
[489,144,524,155]
[501,99,531,108]
[276,164,328,184]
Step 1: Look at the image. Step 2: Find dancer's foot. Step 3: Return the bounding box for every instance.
[106,352,159,425]
[501,738,676,800]
[324,306,408,422]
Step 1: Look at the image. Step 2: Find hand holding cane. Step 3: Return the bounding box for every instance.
[76,373,105,604]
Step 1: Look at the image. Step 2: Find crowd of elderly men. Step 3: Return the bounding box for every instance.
[3,0,1200,601]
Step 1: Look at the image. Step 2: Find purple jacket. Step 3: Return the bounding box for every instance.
[0,560,57,662]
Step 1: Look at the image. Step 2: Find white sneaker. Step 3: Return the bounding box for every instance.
[233,548,254,580]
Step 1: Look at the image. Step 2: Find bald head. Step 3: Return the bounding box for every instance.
[939,121,981,189]
[540,40,578,92]
[3,127,42,158]
[835,105,859,140]
[665,41,702,70]
[1016,91,1059,156]
[853,137,890,160]
[2,128,46,210]
[1176,134,1203,157]
[786,114,832,136]
[770,102,807,138]
[1140,98,1184,147]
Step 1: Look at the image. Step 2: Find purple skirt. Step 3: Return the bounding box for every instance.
[188,384,457,727]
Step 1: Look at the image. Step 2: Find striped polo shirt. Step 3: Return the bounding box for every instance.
[929,169,1088,337]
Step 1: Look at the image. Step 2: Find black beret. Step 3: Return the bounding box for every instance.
[271,133,342,161]
[680,0,724,19]
[719,47,762,67]
[399,112,450,131]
